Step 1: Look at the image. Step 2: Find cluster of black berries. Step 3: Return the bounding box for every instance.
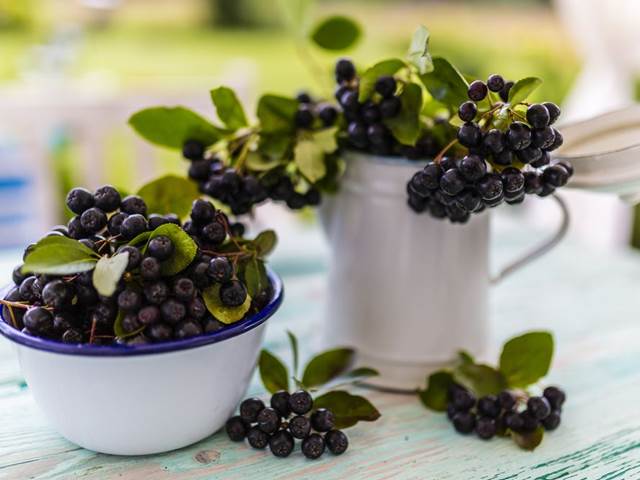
[2,186,271,345]
[185,140,321,213]
[447,384,566,439]
[407,74,573,223]
[334,58,440,159]
[226,390,348,459]
[295,91,339,130]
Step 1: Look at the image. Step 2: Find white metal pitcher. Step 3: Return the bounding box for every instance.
[320,152,569,391]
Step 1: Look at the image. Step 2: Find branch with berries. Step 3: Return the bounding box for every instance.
[418,331,566,450]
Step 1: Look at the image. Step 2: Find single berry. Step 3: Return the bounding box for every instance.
[475,417,497,440]
[499,81,514,102]
[93,185,121,212]
[182,139,205,161]
[422,163,443,190]
[148,323,173,342]
[335,58,356,83]
[190,199,216,224]
[117,289,142,312]
[524,171,544,195]
[501,167,525,193]
[452,411,476,434]
[516,146,543,164]
[543,386,566,410]
[144,281,169,305]
[121,313,141,334]
[455,190,481,212]
[188,160,211,181]
[458,122,482,148]
[247,426,270,449]
[487,74,505,92]
[362,103,381,125]
[311,408,335,432]
[269,430,294,458]
[23,307,53,335]
[318,104,338,126]
[440,169,466,196]
[532,126,556,149]
[289,415,311,439]
[271,391,291,417]
[468,80,488,101]
[302,434,326,460]
[409,171,433,198]
[140,256,161,280]
[208,257,233,283]
[543,102,561,124]
[120,195,147,216]
[119,245,142,270]
[240,397,265,423]
[201,221,226,245]
[545,129,564,151]
[459,154,487,182]
[543,165,570,187]
[347,122,368,149]
[62,328,83,343]
[483,129,505,154]
[138,305,160,325]
[295,105,314,129]
[519,411,540,432]
[380,97,401,118]
[498,391,516,411]
[289,390,313,415]
[325,430,348,455]
[503,411,524,431]
[203,316,225,333]
[42,280,72,309]
[257,407,281,434]
[527,396,552,420]
[220,280,247,307]
[173,277,195,302]
[296,91,312,103]
[66,188,94,214]
[375,76,396,98]
[556,161,574,176]
[507,122,532,150]
[107,212,128,236]
[80,207,107,234]
[531,151,551,168]
[225,415,248,441]
[160,299,186,325]
[541,410,561,431]
[120,214,148,240]
[477,395,501,419]
[187,297,207,319]
[148,235,174,260]
[340,90,359,112]
[450,388,476,411]
[526,104,550,129]
[458,101,477,122]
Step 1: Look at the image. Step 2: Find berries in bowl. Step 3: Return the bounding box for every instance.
[0,185,283,455]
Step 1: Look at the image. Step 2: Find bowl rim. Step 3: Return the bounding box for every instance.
[0,268,283,357]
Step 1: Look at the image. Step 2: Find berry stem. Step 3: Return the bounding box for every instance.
[434,139,459,164]
[89,318,97,345]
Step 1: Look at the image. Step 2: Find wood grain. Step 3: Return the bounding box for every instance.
[1,221,640,479]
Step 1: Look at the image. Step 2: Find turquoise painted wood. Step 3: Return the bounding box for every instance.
[1,217,640,479]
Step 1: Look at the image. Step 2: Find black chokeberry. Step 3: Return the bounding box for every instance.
[311,408,335,432]
[475,417,497,440]
[302,434,326,460]
[318,104,338,126]
[507,122,532,150]
[527,396,551,420]
[527,104,550,129]
[144,281,169,305]
[226,415,248,441]
[62,328,83,343]
[257,407,281,434]
[148,235,174,260]
[173,277,195,301]
[271,391,291,417]
[220,280,247,307]
[240,397,265,423]
[362,103,381,125]
[140,256,161,280]
[440,169,466,196]
[468,80,488,101]
[119,245,142,270]
[121,313,141,334]
[188,160,212,181]
[498,391,516,411]
[203,316,224,333]
[459,154,487,182]
[201,221,226,245]
[524,171,543,195]
[477,395,501,419]
[269,430,294,458]
[289,390,313,415]
[289,415,311,439]
[556,161,574,176]
[66,188,94,214]
[543,386,566,410]
[452,411,476,434]
[247,426,270,449]
[147,322,172,342]
[160,299,186,325]
[450,387,476,411]
[457,122,481,148]
[487,74,505,92]
[458,101,477,122]
[375,76,396,98]
[117,289,141,312]
[107,212,128,236]
[120,214,148,240]
[137,305,160,325]
[19,276,39,302]
[541,410,561,431]
[516,146,542,164]
[347,121,368,149]
[42,280,72,309]
[499,80,514,102]
[120,195,147,216]
[325,430,348,455]
[295,105,314,129]
[182,139,205,160]
[543,102,561,124]
[148,214,169,230]
[380,97,401,118]
[208,257,232,283]
[80,207,107,234]
[93,185,121,212]
[532,126,556,149]
[175,319,203,338]
[23,307,53,335]
[335,58,356,83]
[543,165,569,187]
[504,411,524,431]
[501,167,525,193]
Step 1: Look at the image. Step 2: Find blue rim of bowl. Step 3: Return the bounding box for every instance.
[0,268,283,357]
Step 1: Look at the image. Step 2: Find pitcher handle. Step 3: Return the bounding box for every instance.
[490,194,569,284]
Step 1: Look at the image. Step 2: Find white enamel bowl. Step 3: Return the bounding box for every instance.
[0,269,283,456]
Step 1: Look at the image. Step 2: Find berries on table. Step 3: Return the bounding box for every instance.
[269,430,295,458]
[270,391,291,417]
[475,417,497,440]
[289,390,313,415]
[247,426,270,449]
[301,434,326,459]
[453,411,476,434]
[310,408,335,432]
[240,398,265,423]
[527,396,552,420]
[226,416,248,442]
[543,386,566,410]
[289,415,311,439]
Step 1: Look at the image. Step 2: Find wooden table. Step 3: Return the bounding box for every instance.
[1,216,640,479]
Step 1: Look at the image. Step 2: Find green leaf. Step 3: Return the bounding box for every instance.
[511,427,544,451]
[358,59,406,102]
[302,348,355,388]
[136,175,200,218]
[313,127,339,153]
[253,229,278,257]
[309,15,361,51]
[345,367,379,379]
[128,231,152,247]
[418,370,454,412]
[92,252,129,297]
[407,25,433,74]
[457,350,475,365]
[453,363,507,397]
[22,236,98,275]
[202,283,252,324]
[382,82,422,145]
[257,94,298,134]
[499,331,554,388]
[210,86,248,130]
[114,310,144,339]
[147,224,197,276]
[128,106,223,149]
[313,390,381,428]
[257,133,292,161]
[294,139,326,182]
[420,57,469,109]
[243,257,268,297]
[287,330,299,376]
[245,152,285,172]
[259,349,289,394]
[508,77,542,105]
